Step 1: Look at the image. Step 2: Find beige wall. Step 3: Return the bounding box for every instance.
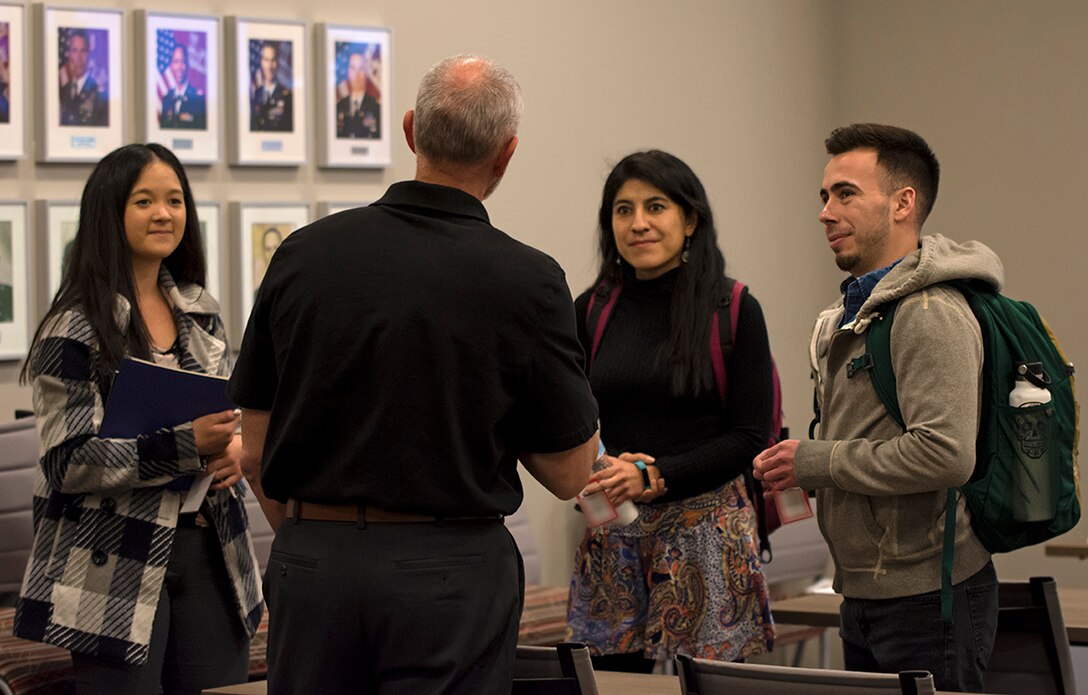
[1,0,1085,589]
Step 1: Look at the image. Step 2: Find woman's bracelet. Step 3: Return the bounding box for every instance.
[632,459,652,490]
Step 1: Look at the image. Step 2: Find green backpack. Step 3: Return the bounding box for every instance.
[865,279,1080,621]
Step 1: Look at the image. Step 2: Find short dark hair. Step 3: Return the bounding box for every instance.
[173,44,188,65]
[825,123,940,225]
[67,30,89,52]
[261,42,279,59]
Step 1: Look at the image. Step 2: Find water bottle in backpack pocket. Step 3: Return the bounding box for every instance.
[1004,361,1058,522]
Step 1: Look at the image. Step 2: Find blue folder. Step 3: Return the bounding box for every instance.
[98,357,234,438]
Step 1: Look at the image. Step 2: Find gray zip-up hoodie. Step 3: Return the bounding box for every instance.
[795,234,1004,599]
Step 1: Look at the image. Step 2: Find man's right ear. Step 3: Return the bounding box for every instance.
[402,110,416,153]
[493,136,518,179]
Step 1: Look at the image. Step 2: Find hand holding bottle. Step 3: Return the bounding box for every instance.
[578,443,667,528]
[588,452,667,505]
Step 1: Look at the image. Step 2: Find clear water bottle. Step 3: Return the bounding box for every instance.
[1009,361,1054,522]
[576,442,639,528]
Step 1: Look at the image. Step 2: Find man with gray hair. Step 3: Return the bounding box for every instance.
[230,55,599,693]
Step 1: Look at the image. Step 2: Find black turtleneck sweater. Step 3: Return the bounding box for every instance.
[573,268,774,503]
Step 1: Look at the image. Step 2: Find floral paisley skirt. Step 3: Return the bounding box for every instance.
[566,476,774,661]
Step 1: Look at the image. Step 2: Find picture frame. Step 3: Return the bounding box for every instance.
[317,201,368,218]
[315,24,391,169]
[226,17,306,166]
[0,201,30,360]
[35,4,124,162]
[39,199,79,310]
[195,202,221,303]
[0,3,27,160]
[232,201,309,340]
[136,11,220,165]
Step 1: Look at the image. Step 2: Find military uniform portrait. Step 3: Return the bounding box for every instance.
[0,21,11,124]
[0,221,13,323]
[249,39,292,132]
[334,43,381,140]
[0,202,27,358]
[57,28,108,127]
[157,33,207,130]
[251,223,288,293]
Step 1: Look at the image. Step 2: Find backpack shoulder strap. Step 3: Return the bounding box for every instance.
[865,293,958,623]
[586,281,622,368]
[864,298,905,429]
[716,279,777,562]
[710,279,746,400]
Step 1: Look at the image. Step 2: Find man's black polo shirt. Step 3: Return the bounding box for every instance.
[229,181,598,516]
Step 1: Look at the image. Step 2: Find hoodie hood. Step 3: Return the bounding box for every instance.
[855,233,1004,328]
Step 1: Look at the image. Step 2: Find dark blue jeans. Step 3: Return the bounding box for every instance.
[840,561,998,692]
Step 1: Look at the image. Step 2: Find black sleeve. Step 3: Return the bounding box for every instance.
[511,271,598,454]
[572,288,593,375]
[652,291,774,499]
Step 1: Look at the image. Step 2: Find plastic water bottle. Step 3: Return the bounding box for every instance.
[1009,361,1054,522]
[594,447,640,527]
[576,443,639,528]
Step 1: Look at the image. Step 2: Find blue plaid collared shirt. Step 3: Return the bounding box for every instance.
[839,259,903,328]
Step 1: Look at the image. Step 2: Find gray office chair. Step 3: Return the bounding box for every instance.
[0,417,38,606]
[513,642,599,695]
[983,576,1076,695]
[675,654,935,695]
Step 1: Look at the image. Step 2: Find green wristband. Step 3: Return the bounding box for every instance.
[633,459,652,490]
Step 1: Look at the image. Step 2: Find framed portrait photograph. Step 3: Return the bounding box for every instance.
[0,3,26,159]
[315,24,391,169]
[232,202,309,339]
[39,199,79,310]
[195,202,221,303]
[227,18,306,166]
[35,5,123,162]
[317,201,368,219]
[136,12,220,164]
[0,202,30,360]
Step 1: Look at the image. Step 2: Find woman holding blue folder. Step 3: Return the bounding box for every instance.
[14,144,263,695]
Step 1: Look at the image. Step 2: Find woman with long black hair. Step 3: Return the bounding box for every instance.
[14,144,262,694]
[567,150,775,671]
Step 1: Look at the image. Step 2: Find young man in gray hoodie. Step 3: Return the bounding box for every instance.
[754,123,1000,692]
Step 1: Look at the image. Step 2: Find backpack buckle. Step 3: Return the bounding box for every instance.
[847,354,874,379]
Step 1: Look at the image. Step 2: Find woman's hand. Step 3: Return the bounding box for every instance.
[206,434,243,491]
[193,409,240,457]
[582,452,666,505]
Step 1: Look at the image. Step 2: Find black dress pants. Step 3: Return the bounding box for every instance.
[264,517,523,694]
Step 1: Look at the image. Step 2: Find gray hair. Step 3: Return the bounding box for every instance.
[413,55,523,166]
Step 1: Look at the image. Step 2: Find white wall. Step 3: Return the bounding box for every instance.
[2,0,1085,591]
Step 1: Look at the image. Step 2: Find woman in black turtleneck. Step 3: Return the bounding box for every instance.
[566,150,775,673]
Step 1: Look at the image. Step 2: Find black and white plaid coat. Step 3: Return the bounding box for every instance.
[13,269,264,665]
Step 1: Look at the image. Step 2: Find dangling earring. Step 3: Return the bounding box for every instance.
[681,237,691,264]
[615,256,622,266]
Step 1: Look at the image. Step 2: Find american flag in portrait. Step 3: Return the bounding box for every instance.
[334,42,381,103]
[155,29,206,118]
